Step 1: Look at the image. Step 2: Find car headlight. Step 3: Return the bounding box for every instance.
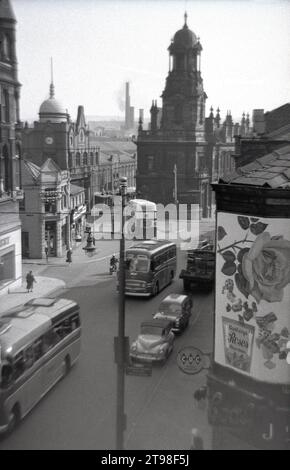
[131,342,137,352]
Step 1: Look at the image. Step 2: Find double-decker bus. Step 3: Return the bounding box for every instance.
[122,240,177,296]
[0,297,81,435]
[125,199,157,240]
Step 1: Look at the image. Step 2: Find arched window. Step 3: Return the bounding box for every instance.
[148,156,154,171]
[76,152,80,167]
[1,35,10,61]
[1,89,9,123]
[83,152,88,166]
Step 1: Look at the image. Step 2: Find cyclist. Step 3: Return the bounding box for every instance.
[110,254,118,273]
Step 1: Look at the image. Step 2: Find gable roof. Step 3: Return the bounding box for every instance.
[40,158,62,174]
[70,184,85,196]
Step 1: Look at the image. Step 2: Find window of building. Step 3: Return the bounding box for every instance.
[1,144,10,192]
[83,152,88,165]
[15,144,21,190]
[76,152,80,167]
[44,188,57,213]
[195,152,199,172]
[1,35,10,61]
[0,248,15,287]
[148,156,154,171]
[1,89,10,123]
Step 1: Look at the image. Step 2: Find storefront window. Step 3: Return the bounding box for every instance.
[0,248,15,286]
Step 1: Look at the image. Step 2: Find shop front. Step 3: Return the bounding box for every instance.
[72,204,86,242]
[45,221,57,257]
[0,227,22,295]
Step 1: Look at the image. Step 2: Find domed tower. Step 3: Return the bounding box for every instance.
[39,64,68,123]
[161,12,206,139]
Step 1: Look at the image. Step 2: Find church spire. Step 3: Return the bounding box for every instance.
[184,11,188,28]
[49,57,55,99]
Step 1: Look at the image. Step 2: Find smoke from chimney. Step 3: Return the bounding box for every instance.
[115,85,125,112]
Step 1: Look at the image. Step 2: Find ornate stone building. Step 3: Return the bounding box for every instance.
[22,78,100,210]
[136,14,251,217]
[0,0,23,295]
[136,14,211,215]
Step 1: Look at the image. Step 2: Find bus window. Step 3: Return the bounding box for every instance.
[13,351,25,380]
[1,363,13,389]
[126,254,149,273]
[71,313,80,329]
[24,346,35,369]
[33,338,44,362]
[43,330,56,352]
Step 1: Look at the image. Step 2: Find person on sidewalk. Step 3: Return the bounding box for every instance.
[26,271,36,293]
[66,248,72,264]
[189,428,204,450]
[45,244,49,262]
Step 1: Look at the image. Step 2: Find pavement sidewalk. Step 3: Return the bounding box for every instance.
[0,275,66,315]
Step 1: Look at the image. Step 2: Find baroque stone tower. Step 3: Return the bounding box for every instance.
[161,12,206,140]
[136,14,210,212]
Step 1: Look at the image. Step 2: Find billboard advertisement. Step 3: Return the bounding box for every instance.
[215,212,290,384]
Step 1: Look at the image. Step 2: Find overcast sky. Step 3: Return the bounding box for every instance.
[13,0,290,123]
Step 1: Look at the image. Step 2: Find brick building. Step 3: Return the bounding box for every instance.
[234,103,290,168]
[22,79,99,210]
[0,0,23,295]
[20,158,85,259]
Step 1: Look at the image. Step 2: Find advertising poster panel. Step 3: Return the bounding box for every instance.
[215,212,290,384]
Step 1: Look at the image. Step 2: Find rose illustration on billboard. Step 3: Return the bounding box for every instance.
[222,317,255,373]
[242,232,290,303]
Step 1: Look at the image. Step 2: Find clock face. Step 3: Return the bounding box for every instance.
[45,136,54,145]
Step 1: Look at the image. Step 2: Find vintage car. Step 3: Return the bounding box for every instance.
[130,319,175,363]
[153,293,192,333]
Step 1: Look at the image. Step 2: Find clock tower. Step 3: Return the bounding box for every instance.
[136,13,210,213]
[161,12,206,141]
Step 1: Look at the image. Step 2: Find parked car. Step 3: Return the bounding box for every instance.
[153,293,192,333]
[130,319,175,364]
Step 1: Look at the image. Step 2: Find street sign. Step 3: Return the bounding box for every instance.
[125,363,152,376]
[177,346,212,375]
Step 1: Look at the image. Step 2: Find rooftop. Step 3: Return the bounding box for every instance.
[220,144,290,188]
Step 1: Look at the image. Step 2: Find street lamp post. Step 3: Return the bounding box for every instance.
[173,163,178,205]
[115,176,128,450]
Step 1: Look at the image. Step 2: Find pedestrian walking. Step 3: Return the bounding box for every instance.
[189,428,204,450]
[45,244,48,262]
[66,248,72,264]
[26,270,36,293]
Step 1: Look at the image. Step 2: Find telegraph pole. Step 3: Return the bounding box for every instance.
[115,176,128,450]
